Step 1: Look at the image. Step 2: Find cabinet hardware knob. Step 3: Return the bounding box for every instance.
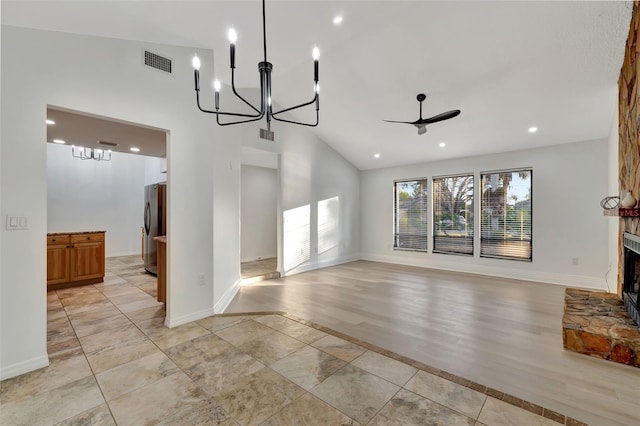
[52,239,56,242]
[87,237,90,240]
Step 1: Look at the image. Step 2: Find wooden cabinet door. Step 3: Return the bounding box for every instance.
[69,242,105,282]
[47,244,70,286]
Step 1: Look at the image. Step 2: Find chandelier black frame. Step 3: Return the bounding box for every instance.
[191,0,320,129]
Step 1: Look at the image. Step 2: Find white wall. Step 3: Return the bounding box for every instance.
[1,25,225,379]
[361,139,610,289]
[238,116,362,277]
[47,143,166,257]
[241,165,277,262]
[209,95,363,310]
[607,99,619,293]
[1,25,363,379]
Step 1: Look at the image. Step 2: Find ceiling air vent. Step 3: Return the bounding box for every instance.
[97,140,119,147]
[144,50,172,74]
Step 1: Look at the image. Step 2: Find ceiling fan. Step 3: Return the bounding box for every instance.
[384,93,460,135]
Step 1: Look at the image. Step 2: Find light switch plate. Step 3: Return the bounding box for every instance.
[5,214,28,230]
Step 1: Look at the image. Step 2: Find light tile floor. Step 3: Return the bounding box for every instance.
[1,256,583,425]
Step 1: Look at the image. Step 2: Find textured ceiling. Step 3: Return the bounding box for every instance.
[2,1,632,170]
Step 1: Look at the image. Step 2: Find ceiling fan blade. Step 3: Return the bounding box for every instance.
[420,109,461,125]
[383,119,415,124]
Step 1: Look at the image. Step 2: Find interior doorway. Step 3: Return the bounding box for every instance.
[240,147,280,284]
[45,105,169,306]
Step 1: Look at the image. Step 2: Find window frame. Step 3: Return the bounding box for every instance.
[432,173,475,256]
[393,177,430,252]
[479,168,533,262]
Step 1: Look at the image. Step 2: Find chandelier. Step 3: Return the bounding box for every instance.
[71,146,112,162]
[191,0,320,138]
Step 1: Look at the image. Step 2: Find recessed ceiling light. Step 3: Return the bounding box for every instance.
[52,139,65,144]
[528,126,538,133]
[46,119,55,125]
[130,147,141,152]
[374,153,380,158]
[333,15,343,25]
[439,142,446,148]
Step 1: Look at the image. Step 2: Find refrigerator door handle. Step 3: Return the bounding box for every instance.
[144,202,151,235]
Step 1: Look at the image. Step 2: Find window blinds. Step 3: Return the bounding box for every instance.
[394,179,428,251]
[432,175,474,255]
[480,170,532,261]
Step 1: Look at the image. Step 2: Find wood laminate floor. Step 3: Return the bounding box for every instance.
[241,257,278,279]
[226,260,640,426]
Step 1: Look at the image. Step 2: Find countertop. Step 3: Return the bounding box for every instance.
[154,236,167,243]
[47,231,106,236]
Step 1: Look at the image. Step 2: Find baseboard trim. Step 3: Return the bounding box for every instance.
[164,307,215,328]
[283,253,362,277]
[0,354,49,380]
[361,253,607,290]
[214,279,242,314]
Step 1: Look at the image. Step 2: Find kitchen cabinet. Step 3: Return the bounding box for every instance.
[47,232,105,289]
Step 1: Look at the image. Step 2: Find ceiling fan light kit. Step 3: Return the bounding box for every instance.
[384,93,460,135]
[191,0,320,138]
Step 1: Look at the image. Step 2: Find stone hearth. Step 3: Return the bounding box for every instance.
[563,288,640,367]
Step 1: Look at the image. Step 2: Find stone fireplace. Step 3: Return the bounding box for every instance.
[561,0,640,368]
[623,232,640,325]
[562,234,640,367]
[562,236,640,366]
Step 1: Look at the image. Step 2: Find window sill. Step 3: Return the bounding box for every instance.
[393,247,427,253]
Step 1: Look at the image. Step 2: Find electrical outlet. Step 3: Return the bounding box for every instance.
[198,274,205,286]
[571,257,579,265]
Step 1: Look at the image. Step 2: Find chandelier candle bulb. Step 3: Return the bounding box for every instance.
[192,0,319,127]
[192,55,201,91]
[229,28,237,69]
[228,28,237,44]
[213,80,221,109]
[312,47,320,82]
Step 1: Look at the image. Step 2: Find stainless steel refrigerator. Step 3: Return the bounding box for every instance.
[143,182,166,275]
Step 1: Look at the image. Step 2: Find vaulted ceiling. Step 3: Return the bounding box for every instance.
[2,1,632,170]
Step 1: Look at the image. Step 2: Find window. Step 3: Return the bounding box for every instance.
[432,175,474,255]
[394,179,428,251]
[480,169,532,261]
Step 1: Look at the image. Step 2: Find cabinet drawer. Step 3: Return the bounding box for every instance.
[70,233,105,243]
[47,235,70,245]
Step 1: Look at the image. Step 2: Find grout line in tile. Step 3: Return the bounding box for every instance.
[217,310,581,426]
[42,258,580,426]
